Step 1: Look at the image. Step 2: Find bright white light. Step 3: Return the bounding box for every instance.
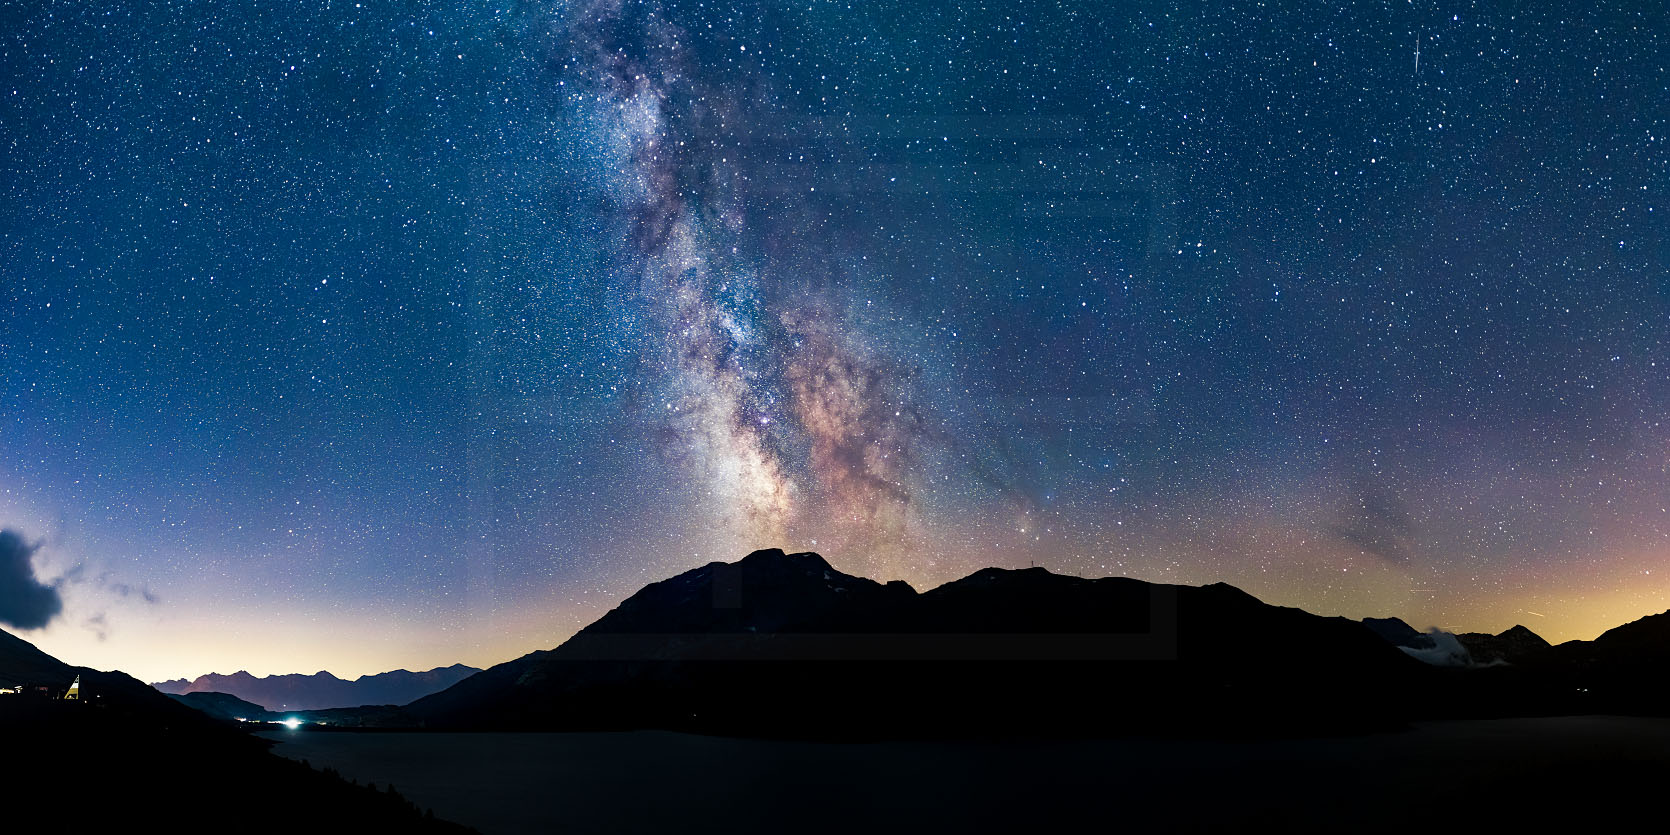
[282,717,302,729]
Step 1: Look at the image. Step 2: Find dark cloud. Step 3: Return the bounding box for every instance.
[1326,484,1414,563]
[0,529,64,630]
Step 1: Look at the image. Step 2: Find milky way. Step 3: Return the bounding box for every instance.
[563,0,929,575]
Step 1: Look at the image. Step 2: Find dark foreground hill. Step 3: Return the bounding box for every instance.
[3,623,227,729]
[406,549,1428,737]
[153,663,480,711]
[170,690,277,722]
[0,628,471,832]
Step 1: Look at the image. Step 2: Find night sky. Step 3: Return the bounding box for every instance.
[3,0,1667,681]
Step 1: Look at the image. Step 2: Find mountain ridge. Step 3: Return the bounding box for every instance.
[404,550,1670,734]
[153,663,481,710]
[405,548,1426,736]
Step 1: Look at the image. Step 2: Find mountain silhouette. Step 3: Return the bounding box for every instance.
[1584,609,1670,657]
[2,622,218,725]
[168,690,277,722]
[1354,611,1670,717]
[0,622,75,686]
[153,663,480,710]
[1456,625,1551,665]
[407,549,1425,736]
[1360,616,1438,650]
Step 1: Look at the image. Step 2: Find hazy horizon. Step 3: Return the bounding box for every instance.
[14,551,1649,683]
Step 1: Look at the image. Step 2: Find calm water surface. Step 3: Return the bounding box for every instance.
[260,716,1670,834]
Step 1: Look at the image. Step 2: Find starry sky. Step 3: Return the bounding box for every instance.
[2,0,1667,682]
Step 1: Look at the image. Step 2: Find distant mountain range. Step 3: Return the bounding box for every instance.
[389,549,1670,736]
[152,664,481,711]
[1359,616,1552,666]
[1456,625,1552,665]
[402,549,1427,736]
[92,547,1670,737]
[1353,608,1670,718]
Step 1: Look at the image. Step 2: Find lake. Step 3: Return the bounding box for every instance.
[260,716,1670,833]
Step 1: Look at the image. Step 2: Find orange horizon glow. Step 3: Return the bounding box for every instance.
[17,541,1670,684]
